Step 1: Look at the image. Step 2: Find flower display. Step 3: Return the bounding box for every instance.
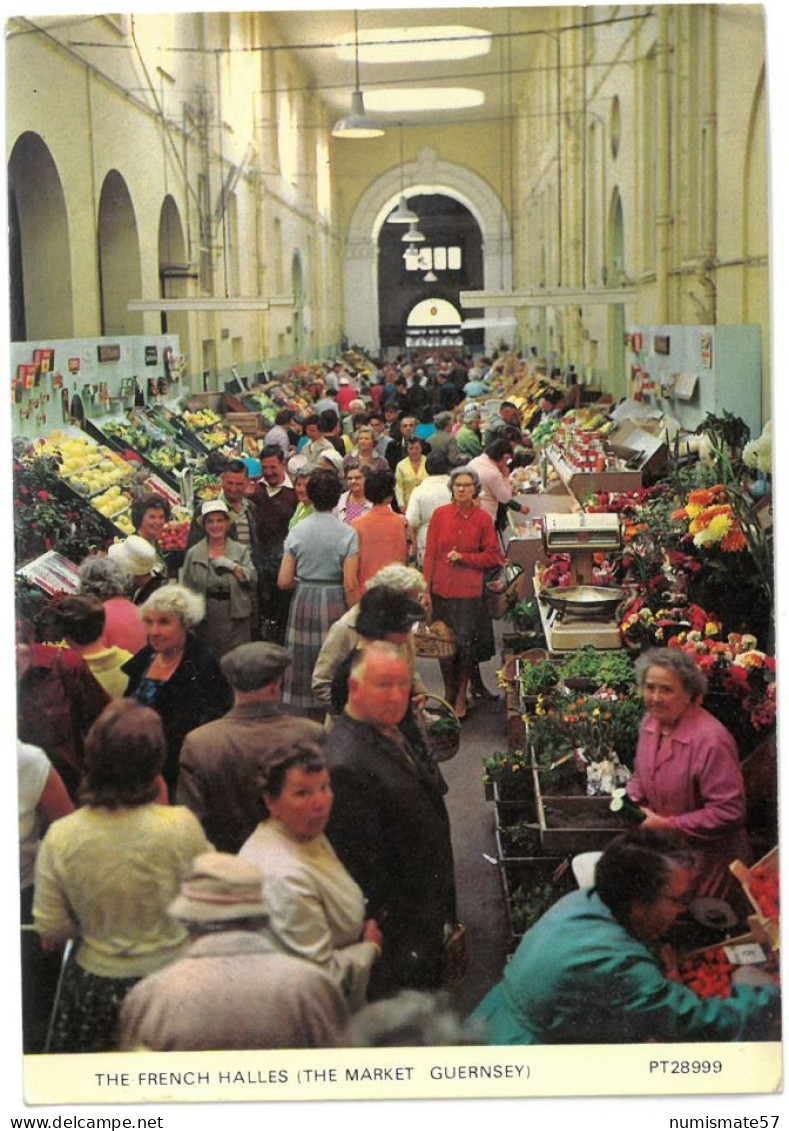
[672,485,748,553]
[482,748,533,794]
[743,420,772,475]
[668,631,776,733]
[13,444,112,566]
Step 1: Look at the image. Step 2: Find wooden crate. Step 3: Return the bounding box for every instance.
[225,411,263,435]
[730,847,779,951]
[500,856,574,949]
[494,798,541,861]
[533,757,627,853]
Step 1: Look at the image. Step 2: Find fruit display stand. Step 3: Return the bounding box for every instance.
[730,847,779,951]
[669,934,779,1002]
[178,408,243,453]
[39,429,136,536]
[545,443,644,500]
[142,405,217,458]
[85,415,185,489]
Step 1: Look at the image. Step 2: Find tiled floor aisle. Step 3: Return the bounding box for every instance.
[415,641,510,1018]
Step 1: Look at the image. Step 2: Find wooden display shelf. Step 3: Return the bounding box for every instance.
[533,758,627,854]
[545,445,643,499]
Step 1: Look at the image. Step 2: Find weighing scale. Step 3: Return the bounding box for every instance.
[537,513,624,651]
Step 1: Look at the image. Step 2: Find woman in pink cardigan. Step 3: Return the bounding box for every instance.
[626,648,750,900]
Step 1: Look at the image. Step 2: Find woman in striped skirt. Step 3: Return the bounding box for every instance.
[278,469,360,720]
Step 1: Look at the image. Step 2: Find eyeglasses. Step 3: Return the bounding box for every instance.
[659,891,692,909]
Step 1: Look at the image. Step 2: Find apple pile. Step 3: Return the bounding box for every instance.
[159,521,190,552]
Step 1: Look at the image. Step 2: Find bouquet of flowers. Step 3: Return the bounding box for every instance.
[669,631,776,734]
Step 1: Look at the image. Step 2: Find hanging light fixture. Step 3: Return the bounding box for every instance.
[423,270,438,282]
[332,12,385,139]
[401,222,425,243]
[387,122,419,224]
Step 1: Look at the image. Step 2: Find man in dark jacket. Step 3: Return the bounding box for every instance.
[325,642,456,998]
[252,446,297,643]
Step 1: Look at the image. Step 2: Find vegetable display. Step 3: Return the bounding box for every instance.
[668,948,735,999]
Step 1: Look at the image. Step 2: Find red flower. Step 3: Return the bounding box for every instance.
[36,490,50,502]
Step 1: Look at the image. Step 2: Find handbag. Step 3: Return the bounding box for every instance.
[484,562,525,618]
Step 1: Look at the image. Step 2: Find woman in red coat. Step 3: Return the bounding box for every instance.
[422,466,504,719]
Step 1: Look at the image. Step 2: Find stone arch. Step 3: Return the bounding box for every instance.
[158,194,189,346]
[98,170,143,336]
[8,131,74,340]
[343,149,513,352]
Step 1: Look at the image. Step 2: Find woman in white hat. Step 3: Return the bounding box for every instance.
[181,499,257,659]
[107,534,164,608]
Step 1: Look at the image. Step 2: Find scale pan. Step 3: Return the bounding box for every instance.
[539,585,625,618]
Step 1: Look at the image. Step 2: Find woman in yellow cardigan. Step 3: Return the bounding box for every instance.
[395,437,428,510]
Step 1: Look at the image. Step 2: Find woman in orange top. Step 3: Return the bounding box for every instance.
[351,468,415,592]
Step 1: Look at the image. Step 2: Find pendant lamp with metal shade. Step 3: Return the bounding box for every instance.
[387,123,419,224]
[331,12,385,139]
[401,222,425,243]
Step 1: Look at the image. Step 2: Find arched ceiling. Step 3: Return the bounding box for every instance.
[268,6,558,127]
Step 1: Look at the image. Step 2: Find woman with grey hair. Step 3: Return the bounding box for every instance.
[425,411,454,456]
[422,466,504,719]
[78,554,147,654]
[343,426,388,474]
[625,647,750,899]
[311,567,429,717]
[122,585,232,798]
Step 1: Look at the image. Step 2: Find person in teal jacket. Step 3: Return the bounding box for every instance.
[474,829,779,1045]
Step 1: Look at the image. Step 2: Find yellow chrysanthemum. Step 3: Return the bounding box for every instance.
[705,513,733,543]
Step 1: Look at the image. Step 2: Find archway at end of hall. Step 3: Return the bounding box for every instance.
[378,194,483,354]
[405,296,464,350]
[344,150,513,355]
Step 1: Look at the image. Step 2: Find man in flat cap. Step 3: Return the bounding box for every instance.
[448,405,483,464]
[176,642,324,853]
[119,853,347,1050]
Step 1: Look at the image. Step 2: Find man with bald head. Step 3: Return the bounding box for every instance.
[325,643,456,997]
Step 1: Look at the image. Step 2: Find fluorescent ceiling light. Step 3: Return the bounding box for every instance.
[335,25,492,66]
[364,88,484,114]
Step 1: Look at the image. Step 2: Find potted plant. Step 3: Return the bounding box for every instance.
[519,657,561,709]
[597,651,637,692]
[503,598,546,652]
[558,646,605,692]
[482,747,533,801]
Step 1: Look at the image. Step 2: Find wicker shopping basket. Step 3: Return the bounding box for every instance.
[422,694,462,762]
[414,620,456,659]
